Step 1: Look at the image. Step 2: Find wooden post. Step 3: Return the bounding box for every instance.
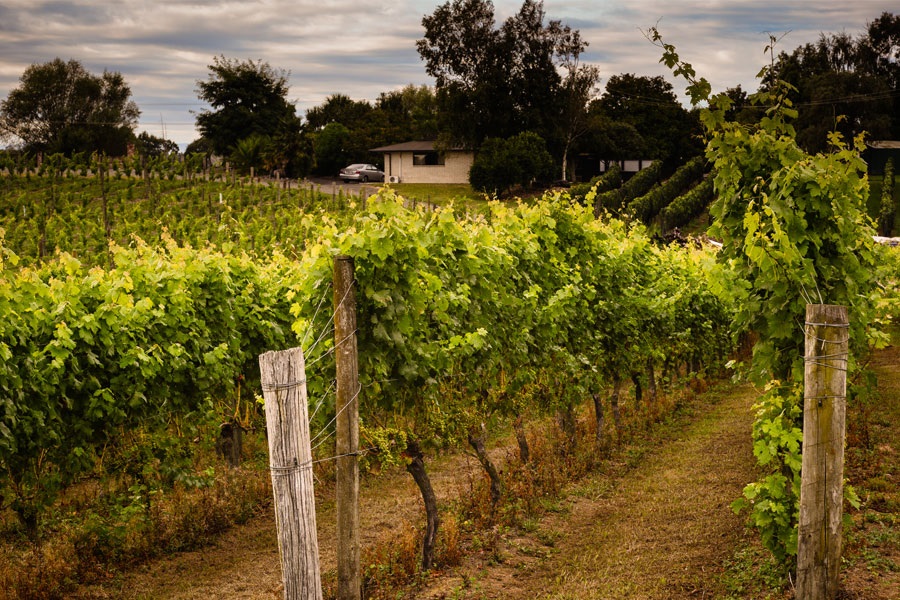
[797,304,849,600]
[259,348,323,600]
[334,256,361,600]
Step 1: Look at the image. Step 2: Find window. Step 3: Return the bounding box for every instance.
[413,152,444,166]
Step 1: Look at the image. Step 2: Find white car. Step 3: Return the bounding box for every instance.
[340,163,384,183]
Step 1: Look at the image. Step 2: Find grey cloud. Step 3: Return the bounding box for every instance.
[2,0,898,144]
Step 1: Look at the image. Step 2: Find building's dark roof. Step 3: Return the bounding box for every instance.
[370,141,469,153]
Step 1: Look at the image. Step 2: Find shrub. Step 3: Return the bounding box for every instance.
[469,131,554,196]
[627,156,706,224]
[660,176,715,230]
[593,160,662,216]
[568,163,622,202]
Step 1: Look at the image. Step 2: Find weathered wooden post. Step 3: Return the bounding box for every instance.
[797,304,849,600]
[334,256,361,600]
[259,348,323,600]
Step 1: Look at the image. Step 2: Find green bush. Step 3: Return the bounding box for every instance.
[568,163,622,202]
[469,132,554,196]
[593,161,661,216]
[660,176,715,230]
[627,156,706,224]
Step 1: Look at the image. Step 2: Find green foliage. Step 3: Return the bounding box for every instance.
[417,0,588,151]
[567,163,622,202]
[627,155,706,225]
[653,27,881,567]
[230,134,270,175]
[194,56,302,171]
[764,12,900,153]
[731,388,802,565]
[0,167,355,268]
[0,238,301,529]
[593,161,662,215]
[469,132,554,195]
[134,132,179,158]
[1,58,139,156]
[879,158,895,236]
[659,176,715,230]
[591,73,703,163]
[288,190,735,466]
[312,122,353,177]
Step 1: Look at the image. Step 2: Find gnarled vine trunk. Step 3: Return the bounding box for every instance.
[646,359,658,405]
[468,423,504,507]
[405,440,440,571]
[513,415,530,464]
[610,375,623,440]
[592,390,605,442]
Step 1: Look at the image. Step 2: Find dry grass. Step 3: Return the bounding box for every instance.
[840,340,900,600]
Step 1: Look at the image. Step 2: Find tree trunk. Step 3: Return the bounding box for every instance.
[405,440,440,572]
[592,390,605,442]
[557,405,577,452]
[513,415,530,464]
[610,376,622,440]
[646,359,657,404]
[468,423,504,506]
[631,372,643,403]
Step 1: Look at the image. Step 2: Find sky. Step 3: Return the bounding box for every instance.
[0,0,896,147]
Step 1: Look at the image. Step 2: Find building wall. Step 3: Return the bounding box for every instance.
[384,151,474,184]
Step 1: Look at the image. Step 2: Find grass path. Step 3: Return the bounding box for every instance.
[418,383,758,600]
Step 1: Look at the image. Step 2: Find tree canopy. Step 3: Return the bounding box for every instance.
[417,0,588,151]
[194,56,301,157]
[766,12,900,152]
[590,74,702,165]
[0,58,140,156]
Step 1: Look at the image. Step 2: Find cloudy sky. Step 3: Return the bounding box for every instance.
[0,0,896,146]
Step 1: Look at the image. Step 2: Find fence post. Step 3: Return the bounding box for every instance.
[259,348,323,600]
[796,304,849,600]
[334,256,361,600]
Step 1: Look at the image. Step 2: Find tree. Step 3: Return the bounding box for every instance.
[195,56,300,157]
[558,60,600,180]
[593,73,702,165]
[374,85,439,143]
[0,58,139,156]
[135,132,179,157]
[765,13,900,152]
[313,122,352,176]
[304,93,372,132]
[469,131,554,195]
[417,0,588,151]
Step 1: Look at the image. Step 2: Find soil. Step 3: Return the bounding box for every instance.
[74,345,900,600]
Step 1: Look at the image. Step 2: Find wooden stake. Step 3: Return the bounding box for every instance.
[797,304,849,600]
[334,256,361,600]
[259,348,322,600]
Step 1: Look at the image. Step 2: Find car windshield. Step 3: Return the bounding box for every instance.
[344,164,365,170]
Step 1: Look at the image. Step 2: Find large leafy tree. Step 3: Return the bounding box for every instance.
[304,93,372,132]
[373,85,439,143]
[766,12,900,151]
[194,56,301,158]
[591,73,702,165]
[0,58,139,156]
[417,0,588,152]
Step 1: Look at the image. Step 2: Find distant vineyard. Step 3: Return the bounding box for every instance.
[0,160,358,267]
